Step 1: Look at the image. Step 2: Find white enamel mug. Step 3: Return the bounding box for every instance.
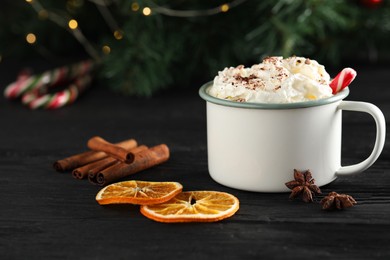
[199,82,386,192]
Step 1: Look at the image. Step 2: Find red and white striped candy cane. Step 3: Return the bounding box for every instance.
[22,74,92,109]
[4,60,94,99]
[3,69,32,99]
[329,68,357,94]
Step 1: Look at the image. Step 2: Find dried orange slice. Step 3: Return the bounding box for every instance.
[96,180,183,205]
[140,191,239,223]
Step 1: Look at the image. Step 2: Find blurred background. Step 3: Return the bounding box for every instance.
[0,0,389,97]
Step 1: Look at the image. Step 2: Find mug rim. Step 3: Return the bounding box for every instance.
[199,81,349,109]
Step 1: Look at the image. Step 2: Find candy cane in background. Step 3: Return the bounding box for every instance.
[3,69,33,99]
[4,59,94,100]
[329,68,357,94]
[3,60,94,109]
[22,74,92,110]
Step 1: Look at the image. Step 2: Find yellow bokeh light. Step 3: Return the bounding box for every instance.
[131,2,140,11]
[142,7,152,16]
[220,4,229,12]
[25,0,33,3]
[26,33,37,44]
[102,45,111,55]
[68,19,78,30]
[114,30,123,40]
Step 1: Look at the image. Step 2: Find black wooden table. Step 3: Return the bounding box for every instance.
[0,61,389,259]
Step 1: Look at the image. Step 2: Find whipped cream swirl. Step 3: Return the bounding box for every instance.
[208,56,333,103]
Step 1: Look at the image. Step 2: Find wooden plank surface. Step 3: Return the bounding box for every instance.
[0,62,389,259]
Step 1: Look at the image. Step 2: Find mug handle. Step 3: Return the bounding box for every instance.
[336,101,386,175]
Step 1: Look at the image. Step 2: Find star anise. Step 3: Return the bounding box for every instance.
[285,169,322,202]
[320,191,357,210]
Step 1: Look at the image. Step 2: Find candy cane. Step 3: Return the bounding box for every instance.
[329,68,357,94]
[4,60,94,99]
[3,69,32,99]
[22,74,92,109]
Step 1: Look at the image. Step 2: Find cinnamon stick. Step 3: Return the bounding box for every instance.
[90,144,170,186]
[72,156,118,180]
[53,138,137,172]
[87,136,137,163]
[87,145,149,181]
[88,160,121,182]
